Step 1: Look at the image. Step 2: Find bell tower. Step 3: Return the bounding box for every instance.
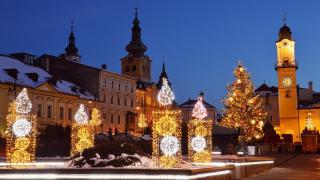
[121,8,152,83]
[276,22,299,141]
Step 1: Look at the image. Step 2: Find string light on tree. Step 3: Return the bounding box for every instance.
[12,117,31,137]
[220,62,266,145]
[305,111,314,130]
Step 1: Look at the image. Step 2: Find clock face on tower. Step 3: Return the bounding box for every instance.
[282,77,292,87]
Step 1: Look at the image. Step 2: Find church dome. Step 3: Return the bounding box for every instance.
[278,24,292,41]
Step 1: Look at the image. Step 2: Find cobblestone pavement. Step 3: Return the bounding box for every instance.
[245,153,320,180]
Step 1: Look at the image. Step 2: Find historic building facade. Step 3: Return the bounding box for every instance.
[256,23,320,142]
[34,27,137,133]
[0,55,97,135]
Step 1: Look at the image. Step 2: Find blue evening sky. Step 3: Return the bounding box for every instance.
[1,0,320,110]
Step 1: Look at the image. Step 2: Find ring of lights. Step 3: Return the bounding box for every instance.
[12,118,32,137]
[191,136,206,152]
[160,136,179,156]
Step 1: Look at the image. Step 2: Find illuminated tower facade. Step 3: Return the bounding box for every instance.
[275,23,299,141]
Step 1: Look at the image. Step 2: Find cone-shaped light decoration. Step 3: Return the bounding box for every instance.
[74,104,88,124]
[192,96,207,120]
[16,88,32,114]
[157,78,174,106]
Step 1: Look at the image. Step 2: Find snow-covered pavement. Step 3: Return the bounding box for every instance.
[245,153,320,180]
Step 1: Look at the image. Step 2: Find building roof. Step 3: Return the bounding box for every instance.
[0,55,94,99]
[278,24,292,41]
[179,98,216,109]
[255,83,278,93]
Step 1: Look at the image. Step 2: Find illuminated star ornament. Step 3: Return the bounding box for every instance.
[188,93,212,163]
[152,77,182,168]
[157,78,175,106]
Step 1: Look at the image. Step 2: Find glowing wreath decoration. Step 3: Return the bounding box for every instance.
[160,136,179,156]
[191,136,206,152]
[12,118,32,137]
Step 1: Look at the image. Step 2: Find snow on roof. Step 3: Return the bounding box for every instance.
[0,55,95,100]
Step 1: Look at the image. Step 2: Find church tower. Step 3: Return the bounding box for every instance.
[276,22,299,141]
[121,8,152,83]
[63,22,81,62]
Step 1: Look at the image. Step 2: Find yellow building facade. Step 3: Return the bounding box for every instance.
[257,23,319,142]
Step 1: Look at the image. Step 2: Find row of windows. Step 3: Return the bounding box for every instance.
[125,65,150,73]
[102,79,134,93]
[36,104,73,120]
[110,96,134,107]
[110,114,121,125]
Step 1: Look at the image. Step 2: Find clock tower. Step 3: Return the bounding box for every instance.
[276,23,299,141]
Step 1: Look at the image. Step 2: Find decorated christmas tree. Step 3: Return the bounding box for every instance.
[220,63,266,144]
[137,113,147,129]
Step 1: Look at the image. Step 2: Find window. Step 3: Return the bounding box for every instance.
[47,105,52,119]
[118,83,121,91]
[103,113,106,120]
[118,115,120,125]
[89,110,92,119]
[131,99,133,107]
[125,85,127,92]
[125,66,130,72]
[111,81,114,89]
[59,107,64,120]
[68,108,72,120]
[142,65,145,72]
[266,93,270,104]
[124,98,127,106]
[131,86,134,93]
[102,79,107,88]
[37,104,42,118]
[132,66,136,71]
[118,97,120,105]
[111,114,114,124]
[111,96,113,104]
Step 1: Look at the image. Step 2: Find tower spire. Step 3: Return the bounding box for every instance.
[125,8,147,57]
[157,60,170,89]
[63,21,80,62]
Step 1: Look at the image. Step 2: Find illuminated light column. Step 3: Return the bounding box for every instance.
[71,104,94,155]
[5,88,37,167]
[152,78,182,168]
[188,94,212,163]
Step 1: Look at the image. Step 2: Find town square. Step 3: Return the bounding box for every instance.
[0,1,319,179]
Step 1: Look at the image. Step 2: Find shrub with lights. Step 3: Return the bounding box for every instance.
[5,88,37,167]
[152,78,182,168]
[71,105,101,155]
[188,93,212,163]
[220,62,266,147]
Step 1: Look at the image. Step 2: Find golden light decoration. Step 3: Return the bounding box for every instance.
[188,94,213,163]
[5,88,37,168]
[159,155,177,168]
[194,125,208,137]
[188,119,212,163]
[154,114,177,136]
[193,150,211,163]
[220,62,266,144]
[152,110,182,168]
[137,113,147,129]
[71,104,96,156]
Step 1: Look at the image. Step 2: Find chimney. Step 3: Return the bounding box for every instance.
[101,64,107,70]
[308,81,313,91]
